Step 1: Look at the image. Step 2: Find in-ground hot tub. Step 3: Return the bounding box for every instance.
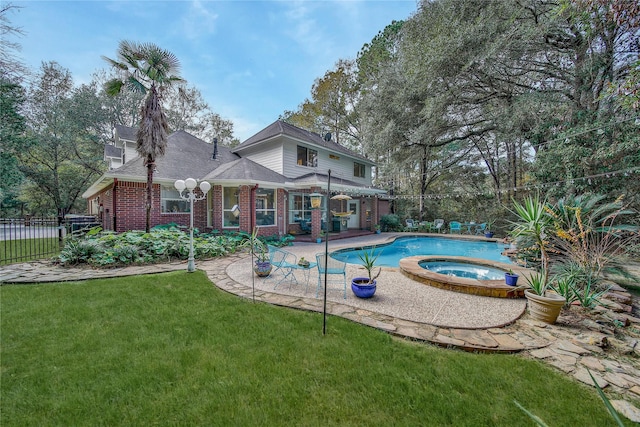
[399,256,529,298]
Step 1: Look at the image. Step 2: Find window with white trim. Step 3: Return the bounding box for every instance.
[354,162,365,178]
[297,145,318,167]
[289,193,325,224]
[161,186,189,213]
[256,189,275,226]
[223,187,239,227]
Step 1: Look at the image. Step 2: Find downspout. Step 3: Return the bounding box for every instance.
[250,184,259,232]
[112,178,118,232]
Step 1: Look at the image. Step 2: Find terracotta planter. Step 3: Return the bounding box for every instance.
[525,290,565,324]
[351,278,377,298]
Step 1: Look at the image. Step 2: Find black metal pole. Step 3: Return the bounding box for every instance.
[323,169,331,335]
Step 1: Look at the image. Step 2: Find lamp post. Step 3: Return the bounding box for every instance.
[174,178,211,272]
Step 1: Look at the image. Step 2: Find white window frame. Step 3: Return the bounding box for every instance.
[161,186,189,214]
[297,145,318,167]
[256,189,276,227]
[222,186,239,228]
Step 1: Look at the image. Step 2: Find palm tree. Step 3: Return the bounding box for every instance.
[102,41,184,232]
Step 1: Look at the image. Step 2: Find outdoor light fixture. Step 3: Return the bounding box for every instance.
[174,178,211,272]
[309,192,323,209]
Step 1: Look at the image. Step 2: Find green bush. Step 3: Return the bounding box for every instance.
[380,214,403,232]
[56,228,246,267]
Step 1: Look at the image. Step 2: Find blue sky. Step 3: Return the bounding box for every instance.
[11,0,417,141]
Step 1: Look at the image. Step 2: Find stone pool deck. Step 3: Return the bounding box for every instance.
[1,233,639,421]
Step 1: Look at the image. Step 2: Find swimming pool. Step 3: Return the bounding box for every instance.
[331,236,512,267]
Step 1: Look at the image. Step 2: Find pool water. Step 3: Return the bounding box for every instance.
[419,261,506,280]
[332,236,512,267]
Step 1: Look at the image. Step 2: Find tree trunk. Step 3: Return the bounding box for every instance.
[146,158,154,233]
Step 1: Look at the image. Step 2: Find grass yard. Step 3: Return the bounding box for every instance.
[0,237,61,265]
[1,271,627,426]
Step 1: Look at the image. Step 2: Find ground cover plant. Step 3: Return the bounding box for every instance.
[1,272,628,426]
[55,226,293,267]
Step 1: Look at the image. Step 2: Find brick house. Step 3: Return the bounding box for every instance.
[82,120,387,239]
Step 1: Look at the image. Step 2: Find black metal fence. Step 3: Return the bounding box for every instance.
[0,216,99,266]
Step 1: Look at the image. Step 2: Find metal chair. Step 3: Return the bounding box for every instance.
[474,223,487,235]
[267,245,298,288]
[315,253,347,299]
[449,221,462,234]
[405,219,417,231]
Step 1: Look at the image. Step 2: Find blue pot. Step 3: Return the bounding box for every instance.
[505,273,519,286]
[351,278,377,298]
[485,232,495,238]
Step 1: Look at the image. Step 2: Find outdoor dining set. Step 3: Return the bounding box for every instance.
[265,245,348,299]
[405,219,490,235]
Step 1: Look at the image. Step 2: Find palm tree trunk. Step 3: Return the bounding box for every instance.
[146,158,154,233]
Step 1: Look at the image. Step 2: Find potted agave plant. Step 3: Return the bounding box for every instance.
[524,270,565,324]
[351,247,381,298]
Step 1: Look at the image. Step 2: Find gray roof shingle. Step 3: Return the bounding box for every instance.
[115,124,136,141]
[104,144,122,158]
[233,120,373,164]
[105,129,240,182]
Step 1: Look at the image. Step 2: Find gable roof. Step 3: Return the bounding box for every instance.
[83,128,240,198]
[233,120,374,165]
[115,124,136,141]
[203,158,286,185]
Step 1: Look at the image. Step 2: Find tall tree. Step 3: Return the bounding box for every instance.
[0,3,27,81]
[103,41,184,232]
[163,85,238,146]
[17,62,106,216]
[0,79,27,215]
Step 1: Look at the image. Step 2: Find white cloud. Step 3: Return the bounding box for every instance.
[180,0,220,40]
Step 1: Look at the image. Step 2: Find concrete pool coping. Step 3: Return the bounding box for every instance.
[399,256,530,298]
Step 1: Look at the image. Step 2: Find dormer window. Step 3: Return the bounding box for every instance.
[297,145,317,167]
[354,162,365,178]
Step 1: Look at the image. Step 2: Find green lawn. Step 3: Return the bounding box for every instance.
[0,237,61,265]
[0,271,627,426]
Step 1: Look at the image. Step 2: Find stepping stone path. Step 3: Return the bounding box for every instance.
[2,255,639,423]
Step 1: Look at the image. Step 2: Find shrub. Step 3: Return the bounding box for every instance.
[56,228,245,268]
[380,214,402,232]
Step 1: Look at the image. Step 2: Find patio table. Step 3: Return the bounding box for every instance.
[462,222,476,234]
[274,262,317,293]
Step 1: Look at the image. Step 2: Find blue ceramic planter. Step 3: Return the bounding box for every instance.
[505,273,519,286]
[351,278,377,298]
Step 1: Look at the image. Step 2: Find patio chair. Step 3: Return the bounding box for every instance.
[433,219,445,233]
[299,219,311,234]
[405,219,417,231]
[268,245,298,288]
[315,253,347,299]
[474,223,487,235]
[449,221,462,234]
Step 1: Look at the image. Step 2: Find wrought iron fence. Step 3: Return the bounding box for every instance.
[0,216,99,266]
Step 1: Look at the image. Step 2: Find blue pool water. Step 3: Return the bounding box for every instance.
[331,236,512,267]
[419,261,506,280]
